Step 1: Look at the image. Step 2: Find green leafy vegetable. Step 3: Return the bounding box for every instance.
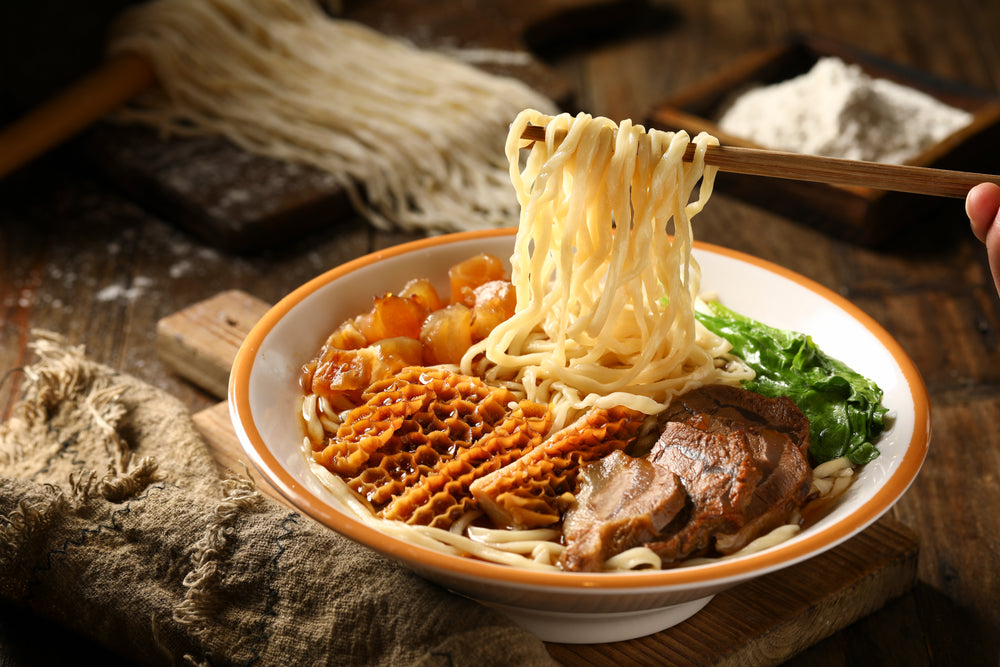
[695,300,888,465]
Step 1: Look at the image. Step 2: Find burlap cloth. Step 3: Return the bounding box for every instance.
[0,333,557,666]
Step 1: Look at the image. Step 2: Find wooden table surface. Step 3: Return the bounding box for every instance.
[2,0,999,664]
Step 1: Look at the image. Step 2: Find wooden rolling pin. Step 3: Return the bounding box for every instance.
[0,53,155,179]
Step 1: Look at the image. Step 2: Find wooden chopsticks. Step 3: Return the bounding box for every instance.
[520,124,1000,199]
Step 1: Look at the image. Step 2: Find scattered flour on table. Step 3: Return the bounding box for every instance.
[716,57,973,164]
[95,276,155,302]
[169,259,194,278]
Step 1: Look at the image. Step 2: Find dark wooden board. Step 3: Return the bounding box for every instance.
[7,1,1000,663]
[78,0,677,252]
[646,34,1000,247]
[158,289,921,666]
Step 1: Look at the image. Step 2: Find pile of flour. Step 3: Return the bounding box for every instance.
[717,57,973,164]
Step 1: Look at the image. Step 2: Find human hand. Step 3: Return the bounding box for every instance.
[967,182,1000,297]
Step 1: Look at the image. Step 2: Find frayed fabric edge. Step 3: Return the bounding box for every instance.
[1,331,121,467]
[173,471,263,635]
[0,484,68,560]
[0,332,164,551]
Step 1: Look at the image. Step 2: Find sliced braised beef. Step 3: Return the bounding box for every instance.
[559,450,686,572]
[557,385,814,571]
[644,422,763,561]
[646,385,813,563]
[661,384,811,458]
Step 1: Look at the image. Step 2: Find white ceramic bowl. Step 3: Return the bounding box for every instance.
[229,228,930,644]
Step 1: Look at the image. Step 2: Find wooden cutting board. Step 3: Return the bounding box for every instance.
[79,0,677,252]
[157,290,920,665]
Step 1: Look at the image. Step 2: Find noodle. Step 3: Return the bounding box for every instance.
[461,110,752,430]
[297,110,865,573]
[811,456,855,499]
[106,0,557,233]
[301,391,853,572]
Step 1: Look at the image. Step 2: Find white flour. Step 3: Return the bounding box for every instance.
[717,57,973,164]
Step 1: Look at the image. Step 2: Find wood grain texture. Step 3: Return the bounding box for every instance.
[189,392,920,666]
[156,289,270,397]
[161,289,918,666]
[546,520,918,667]
[3,0,1000,664]
[644,34,1000,245]
[191,401,289,504]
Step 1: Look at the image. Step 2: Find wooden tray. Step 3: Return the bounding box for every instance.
[646,34,1000,246]
[157,290,920,665]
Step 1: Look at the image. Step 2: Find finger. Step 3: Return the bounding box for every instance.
[985,219,1000,295]
[967,182,1000,243]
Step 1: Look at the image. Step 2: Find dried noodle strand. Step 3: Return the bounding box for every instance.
[106,0,557,233]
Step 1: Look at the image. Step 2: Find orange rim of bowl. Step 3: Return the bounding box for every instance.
[229,228,930,591]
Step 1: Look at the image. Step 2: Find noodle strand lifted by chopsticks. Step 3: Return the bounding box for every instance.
[294,109,841,571]
[461,110,752,429]
[106,0,557,233]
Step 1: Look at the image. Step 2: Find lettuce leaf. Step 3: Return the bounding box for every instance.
[695,300,887,465]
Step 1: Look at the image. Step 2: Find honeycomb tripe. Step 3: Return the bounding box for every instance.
[381,400,553,528]
[469,405,646,529]
[314,367,516,505]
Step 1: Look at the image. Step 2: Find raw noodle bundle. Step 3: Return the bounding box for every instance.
[106,0,557,233]
[462,110,752,428]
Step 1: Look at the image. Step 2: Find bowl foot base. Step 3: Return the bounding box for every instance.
[483,594,715,644]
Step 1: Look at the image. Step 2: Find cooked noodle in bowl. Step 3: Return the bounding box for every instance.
[467,111,747,422]
[229,112,930,643]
